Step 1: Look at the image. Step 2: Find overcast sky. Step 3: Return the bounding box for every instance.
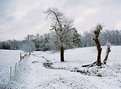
[0,0,121,41]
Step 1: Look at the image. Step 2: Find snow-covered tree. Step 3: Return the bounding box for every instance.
[20,40,36,54]
[103,42,111,64]
[0,41,3,49]
[24,35,35,41]
[70,28,82,48]
[82,24,111,67]
[92,24,103,66]
[81,32,94,47]
[38,34,51,51]
[34,34,40,50]
[2,41,10,49]
[46,8,76,62]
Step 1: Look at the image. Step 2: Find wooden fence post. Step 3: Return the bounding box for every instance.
[10,66,12,81]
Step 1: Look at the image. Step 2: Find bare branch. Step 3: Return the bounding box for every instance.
[103,44,111,64]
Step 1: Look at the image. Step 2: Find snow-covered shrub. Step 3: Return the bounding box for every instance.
[20,40,36,54]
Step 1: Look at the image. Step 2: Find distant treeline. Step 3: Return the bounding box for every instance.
[81,30,121,47]
[0,30,121,51]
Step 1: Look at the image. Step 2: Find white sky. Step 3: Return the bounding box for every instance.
[0,0,121,41]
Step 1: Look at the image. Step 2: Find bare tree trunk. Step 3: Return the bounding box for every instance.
[60,46,64,62]
[20,53,22,61]
[29,52,31,55]
[103,45,111,64]
[93,24,103,66]
[93,38,102,66]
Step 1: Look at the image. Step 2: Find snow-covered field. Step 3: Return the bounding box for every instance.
[0,46,121,89]
[0,50,21,88]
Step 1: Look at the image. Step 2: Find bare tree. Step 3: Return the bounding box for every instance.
[20,40,36,55]
[46,8,74,62]
[82,24,111,67]
[93,24,103,66]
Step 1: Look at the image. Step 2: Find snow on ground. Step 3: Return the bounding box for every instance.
[0,50,22,88]
[0,46,121,89]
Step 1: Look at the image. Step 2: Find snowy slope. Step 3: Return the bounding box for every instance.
[0,46,121,89]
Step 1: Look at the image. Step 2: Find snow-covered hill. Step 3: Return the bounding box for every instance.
[0,46,121,89]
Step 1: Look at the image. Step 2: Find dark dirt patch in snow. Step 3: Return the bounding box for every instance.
[32,61,39,64]
[43,60,54,69]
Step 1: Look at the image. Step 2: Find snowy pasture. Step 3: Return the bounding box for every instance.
[0,46,121,89]
[0,50,21,88]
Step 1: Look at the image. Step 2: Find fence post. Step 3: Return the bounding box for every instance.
[10,66,12,81]
[20,53,22,61]
[14,62,17,79]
